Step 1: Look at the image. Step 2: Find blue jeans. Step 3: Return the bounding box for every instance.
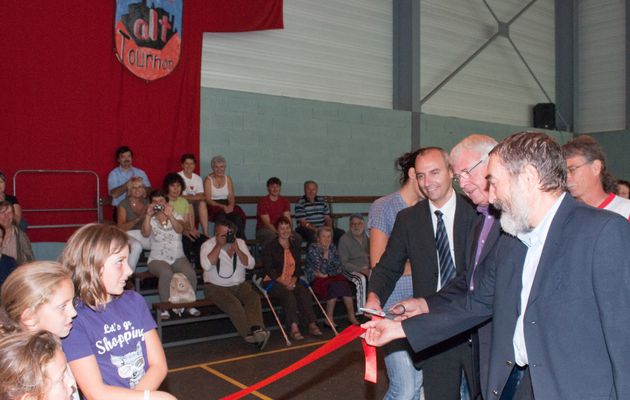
[383,347,423,400]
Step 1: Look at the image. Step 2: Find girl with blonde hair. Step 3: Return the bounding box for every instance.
[0,331,75,400]
[60,223,176,400]
[0,261,78,399]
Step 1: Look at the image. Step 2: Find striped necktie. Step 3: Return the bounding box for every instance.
[435,210,456,286]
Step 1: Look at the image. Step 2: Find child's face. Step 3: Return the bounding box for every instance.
[30,279,76,338]
[44,350,75,400]
[102,246,132,301]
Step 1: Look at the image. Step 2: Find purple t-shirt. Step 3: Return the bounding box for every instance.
[62,291,157,392]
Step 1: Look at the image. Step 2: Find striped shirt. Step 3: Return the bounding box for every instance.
[294,196,330,227]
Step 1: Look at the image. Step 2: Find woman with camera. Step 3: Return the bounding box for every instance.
[116,176,150,271]
[164,173,209,266]
[142,189,200,319]
[204,155,246,239]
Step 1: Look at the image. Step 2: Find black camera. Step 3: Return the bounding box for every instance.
[153,204,165,213]
[225,229,236,243]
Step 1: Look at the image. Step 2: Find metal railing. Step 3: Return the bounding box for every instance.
[13,169,102,229]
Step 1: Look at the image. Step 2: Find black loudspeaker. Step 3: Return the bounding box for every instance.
[533,103,556,130]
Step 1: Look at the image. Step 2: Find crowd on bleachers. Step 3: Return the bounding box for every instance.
[1,133,630,399]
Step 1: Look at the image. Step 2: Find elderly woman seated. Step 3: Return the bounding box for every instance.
[0,201,34,266]
[304,226,359,327]
[204,155,246,239]
[262,216,322,341]
[116,176,150,271]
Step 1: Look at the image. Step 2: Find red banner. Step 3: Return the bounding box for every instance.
[1,1,283,241]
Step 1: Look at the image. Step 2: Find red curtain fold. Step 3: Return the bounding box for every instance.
[1,0,282,241]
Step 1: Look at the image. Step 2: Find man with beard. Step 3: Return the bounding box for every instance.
[362,132,630,400]
[561,135,630,220]
[365,147,478,400]
[107,146,151,219]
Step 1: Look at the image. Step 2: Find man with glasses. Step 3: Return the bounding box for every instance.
[393,135,501,399]
[366,147,477,400]
[562,135,630,220]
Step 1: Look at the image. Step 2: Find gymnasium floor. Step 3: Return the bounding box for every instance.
[161,325,389,400]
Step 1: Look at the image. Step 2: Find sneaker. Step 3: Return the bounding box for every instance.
[253,329,270,351]
[187,307,201,317]
[172,308,184,317]
[160,310,170,320]
[245,334,258,344]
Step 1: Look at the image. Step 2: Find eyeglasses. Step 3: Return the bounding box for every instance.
[567,161,591,174]
[453,156,487,184]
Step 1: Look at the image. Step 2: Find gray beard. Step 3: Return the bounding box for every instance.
[496,183,531,237]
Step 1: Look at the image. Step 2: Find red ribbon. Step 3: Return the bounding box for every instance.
[220,324,377,400]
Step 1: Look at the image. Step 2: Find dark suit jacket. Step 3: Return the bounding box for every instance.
[426,207,502,397]
[402,195,630,399]
[369,193,477,302]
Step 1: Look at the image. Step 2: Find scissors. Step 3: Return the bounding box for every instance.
[360,303,406,319]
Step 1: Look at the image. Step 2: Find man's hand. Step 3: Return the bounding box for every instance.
[389,297,429,321]
[363,293,383,317]
[361,318,406,347]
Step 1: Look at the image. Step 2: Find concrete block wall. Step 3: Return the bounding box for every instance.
[200,88,412,197]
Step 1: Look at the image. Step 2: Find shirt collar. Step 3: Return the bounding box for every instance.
[429,189,456,215]
[517,192,565,248]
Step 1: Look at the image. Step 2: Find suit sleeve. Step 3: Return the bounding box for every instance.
[367,211,411,304]
[592,216,630,397]
[402,243,497,353]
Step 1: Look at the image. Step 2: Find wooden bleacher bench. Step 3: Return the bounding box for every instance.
[116,197,374,347]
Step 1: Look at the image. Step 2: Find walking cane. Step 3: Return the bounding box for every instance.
[253,275,291,346]
[299,278,339,336]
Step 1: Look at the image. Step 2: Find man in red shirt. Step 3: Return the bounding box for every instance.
[256,177,301,244]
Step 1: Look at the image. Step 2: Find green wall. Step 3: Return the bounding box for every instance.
[200,88,582,235]
[200,88,411,198]
[588,130,630,182]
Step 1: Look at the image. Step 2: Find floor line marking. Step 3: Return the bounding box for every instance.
[201,365,273,400]
[168,340,328,373]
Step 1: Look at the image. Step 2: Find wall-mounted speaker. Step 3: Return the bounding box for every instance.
[533,103,556,130]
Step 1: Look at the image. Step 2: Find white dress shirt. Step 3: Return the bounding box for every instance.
[200,237,255,287]
[513,193,565,366]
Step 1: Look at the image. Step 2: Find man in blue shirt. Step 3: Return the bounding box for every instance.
[107,146,151,218]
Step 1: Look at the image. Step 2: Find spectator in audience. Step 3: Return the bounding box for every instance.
[164,172,208,266]
[0,331,76,400]
[0,201,34,265]
[295,180,344,245]
[366,149,424,400]
[256,177,301,245]
[61,224,176,400]
[199,220,270,350]
[338,213,369,313]
[204,155,246,239]
[0,227,17,291]
[116,176,150,271]
[617,179,630,199]
[107,146,151,221]
[0,171,25,230]
[178,154,209,236]
[142,190,200,320]
[262,216,322,340]
[562,135,630,219]
[305,226,359,327]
